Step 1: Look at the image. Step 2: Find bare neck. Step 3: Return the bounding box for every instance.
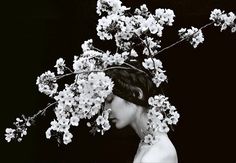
[130,106,149,140]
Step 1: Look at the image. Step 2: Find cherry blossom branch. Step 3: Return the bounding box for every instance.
[122,62,150,76]
[30,101,58,121]
[132,32,157,70]
[133,32,146,46]
[91,46,105,53]
[155,21,214,56]
[55,72,76,80]
[132,33,156,69]
[65,66,73,73]
[55,66,137,81]
[145,37,156,71]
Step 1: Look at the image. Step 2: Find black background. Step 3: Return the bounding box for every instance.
[1,0,236,163]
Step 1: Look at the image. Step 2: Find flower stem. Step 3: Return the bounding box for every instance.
[122,62,149,76]
[29,101,58,121]
[54,66,140,81]
[92,46,105,53]
[65,66,73,73]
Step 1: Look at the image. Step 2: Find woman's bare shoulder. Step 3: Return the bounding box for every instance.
[141,136,178,163]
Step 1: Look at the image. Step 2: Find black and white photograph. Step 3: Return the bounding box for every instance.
[1,0,236,163]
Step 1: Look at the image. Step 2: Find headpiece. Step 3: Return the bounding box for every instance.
[5,0,235,145]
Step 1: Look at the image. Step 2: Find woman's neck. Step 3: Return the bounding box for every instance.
[130,107,149,140]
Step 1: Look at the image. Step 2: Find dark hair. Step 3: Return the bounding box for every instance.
[105,60,160,107]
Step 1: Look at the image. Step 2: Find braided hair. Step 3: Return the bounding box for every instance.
[105,60,160,108]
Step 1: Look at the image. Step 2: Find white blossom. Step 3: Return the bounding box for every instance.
[94,109,111,135]
[5,128,16,142]
[5,117,30,143]
[96,116,105,125]
[146,94,179,143]
[130,49,138,57]
[86,122,92,127]
[70,116,80,126]
[142,58,163,70]
[50,120,60,131]
[102,121,111,131]
[143,37,161,56]
[16,118,23,122]
[63,131,73,145]
[36,71,58,97]
[20,129,27,137]
[163,118,173,125]
[148,95,167,107]
[178,27,204,48]
[155,8,175,26]
[96,0,129,16]
[140,15,164,37]
[54,85,75,107]
[144,134,154,144]
[58,123,70,132]
[158,123,170,133]
[59,117,69,125]
[54,58,66,75]
[73,55,97,72]
[152,71,167,88]
[81,39,93,52]
[170,111,180,125]
[45,128,52,139]
[102,108,111,119]
[96,14,118,40]
[210,9,236,32]
[156,112,164,120]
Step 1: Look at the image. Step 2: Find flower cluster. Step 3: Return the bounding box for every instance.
[5,0,235,145]
[143,95,180,145]
[54,58,66,75]
[36,71,58,97]
[96,2,175,52]
[178,27,204,48]
[5,116,31,143]
[210,9,236,32]
[96,0,174,89]
[142,58,167,88]
[87,109,111,135]
[96,0,129,16]
[45,72,114,144]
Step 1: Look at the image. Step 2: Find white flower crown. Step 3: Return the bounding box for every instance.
[5,0,235,145]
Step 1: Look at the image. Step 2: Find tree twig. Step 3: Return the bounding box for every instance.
[30,101,58,121]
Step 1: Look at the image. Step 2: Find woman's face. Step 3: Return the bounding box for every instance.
[105,94,137,129]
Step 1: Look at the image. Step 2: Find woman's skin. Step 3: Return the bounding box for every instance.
[105,94,178,163]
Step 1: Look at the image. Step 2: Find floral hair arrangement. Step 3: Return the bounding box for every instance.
[5,0,235,145]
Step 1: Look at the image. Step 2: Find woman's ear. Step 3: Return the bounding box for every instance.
[135,87,144,100]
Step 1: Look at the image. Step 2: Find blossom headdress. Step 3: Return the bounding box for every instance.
[5,0,235,145]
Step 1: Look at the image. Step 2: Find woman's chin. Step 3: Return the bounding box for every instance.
[114,122,126,129]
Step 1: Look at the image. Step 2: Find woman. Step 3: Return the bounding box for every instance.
[105,61,178,163]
